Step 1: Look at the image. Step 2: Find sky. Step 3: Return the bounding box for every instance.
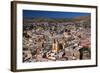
[23,10,90,19]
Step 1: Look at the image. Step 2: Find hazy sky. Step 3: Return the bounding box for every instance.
[23,10,90,19]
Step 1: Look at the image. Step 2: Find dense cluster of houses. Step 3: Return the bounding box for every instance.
[23,22,91,62]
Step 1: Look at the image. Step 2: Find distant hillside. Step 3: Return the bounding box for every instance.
[73,15,91,28]
[23,15,91,28]
[73,15,90,22]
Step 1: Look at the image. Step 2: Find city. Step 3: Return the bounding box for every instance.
[23,10,91,62]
